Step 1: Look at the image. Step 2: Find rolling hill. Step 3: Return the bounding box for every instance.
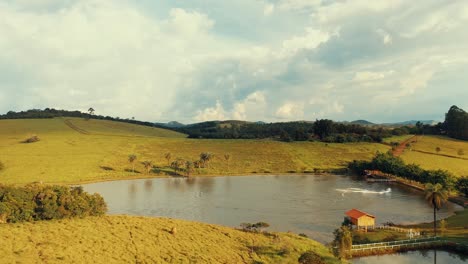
[0,117,389,184]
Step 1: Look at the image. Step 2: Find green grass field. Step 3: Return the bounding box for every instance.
[0,215,342,264]
[400,136,468,177]
[0,118,389,184]
[382,135,415,144]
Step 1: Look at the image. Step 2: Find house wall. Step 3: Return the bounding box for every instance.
[357,216,375,227]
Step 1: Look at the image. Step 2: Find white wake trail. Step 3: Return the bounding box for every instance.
[336,187,391,195]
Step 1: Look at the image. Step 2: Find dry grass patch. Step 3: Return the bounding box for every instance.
[0,215,341,264]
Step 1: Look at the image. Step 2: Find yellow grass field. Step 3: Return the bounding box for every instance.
[0,215,342,264]
[400,136,468,177]
[0,118,389,185]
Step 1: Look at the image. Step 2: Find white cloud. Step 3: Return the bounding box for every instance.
[263,3,275,16]
[276,102,304,119]
[353,71,394,82]
[280,28,331,57]
[232,91,267,121]
[195,100,226,121]
[376,29,392,45]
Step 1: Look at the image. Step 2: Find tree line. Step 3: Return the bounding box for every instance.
[0,108,170,130]
[180,119,410,143]
[349,152,468,196]
[0,184,107,223]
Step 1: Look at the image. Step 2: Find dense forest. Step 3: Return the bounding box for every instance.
[178,119,414,143]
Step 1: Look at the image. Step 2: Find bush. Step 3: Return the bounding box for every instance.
[298,251,325,264]
[0,184,107,223]
[456,177,468,197]
[239,222,270,232]
[22,135,40,143]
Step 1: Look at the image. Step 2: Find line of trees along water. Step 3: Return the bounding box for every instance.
[349,152,468,196]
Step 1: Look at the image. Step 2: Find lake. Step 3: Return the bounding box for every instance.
[82,174,462,243]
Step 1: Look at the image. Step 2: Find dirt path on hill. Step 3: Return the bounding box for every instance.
[63,119,91,135]
[392,135,419,157]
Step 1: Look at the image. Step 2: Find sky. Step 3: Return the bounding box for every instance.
[0,0,467,123]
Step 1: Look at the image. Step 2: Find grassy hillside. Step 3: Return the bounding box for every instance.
[0,118,389,184]
[400,136,468,176]
[0,215,342,264]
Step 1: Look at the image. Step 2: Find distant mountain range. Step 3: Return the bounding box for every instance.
[156,119,439,128]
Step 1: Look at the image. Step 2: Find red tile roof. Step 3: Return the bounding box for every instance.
[345,209,375,219]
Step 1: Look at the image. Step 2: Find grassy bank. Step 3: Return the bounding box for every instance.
[0,215,342,264]
[0,118,388,185]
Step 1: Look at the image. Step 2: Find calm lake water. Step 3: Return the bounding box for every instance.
[82,174,462,243]
[352,249,468,264]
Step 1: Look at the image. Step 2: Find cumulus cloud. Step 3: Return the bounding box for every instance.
[276,102,304,119]
[195,100,226,121]
[0,0,467,123]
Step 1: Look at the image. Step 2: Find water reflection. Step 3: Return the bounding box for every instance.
[352,249,467,264]
[144,180,153,192]
[83,175,462,243]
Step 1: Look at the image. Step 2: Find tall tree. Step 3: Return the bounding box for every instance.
[142,160,153,174]
[444,105,468,140]
[185,161,194,177]
[200,152,214,168]
[313,119,335,139]
[128,154,137,173]
[164,152,172,166]
[424,183,448,237]
[88,108,95,115]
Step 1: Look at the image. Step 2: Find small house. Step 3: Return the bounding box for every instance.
[345,209,375,232]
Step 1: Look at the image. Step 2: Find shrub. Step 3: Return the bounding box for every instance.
[298,251,325,264]
[0,184,107,223]
[22,135,40,143]
[458,149,465,156]
[456,177,468,197]
[239,222,270,232]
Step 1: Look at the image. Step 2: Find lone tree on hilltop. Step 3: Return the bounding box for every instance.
[128,154,137,173]
[425,183,448,237]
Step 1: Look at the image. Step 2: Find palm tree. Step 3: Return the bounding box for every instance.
[128,154,137,173]
[424,183,448,237]
[164,152,172,166]
[200,152,214,168]
[185,161,194,177]
[224,154,231,172]
[142,160,153,174]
